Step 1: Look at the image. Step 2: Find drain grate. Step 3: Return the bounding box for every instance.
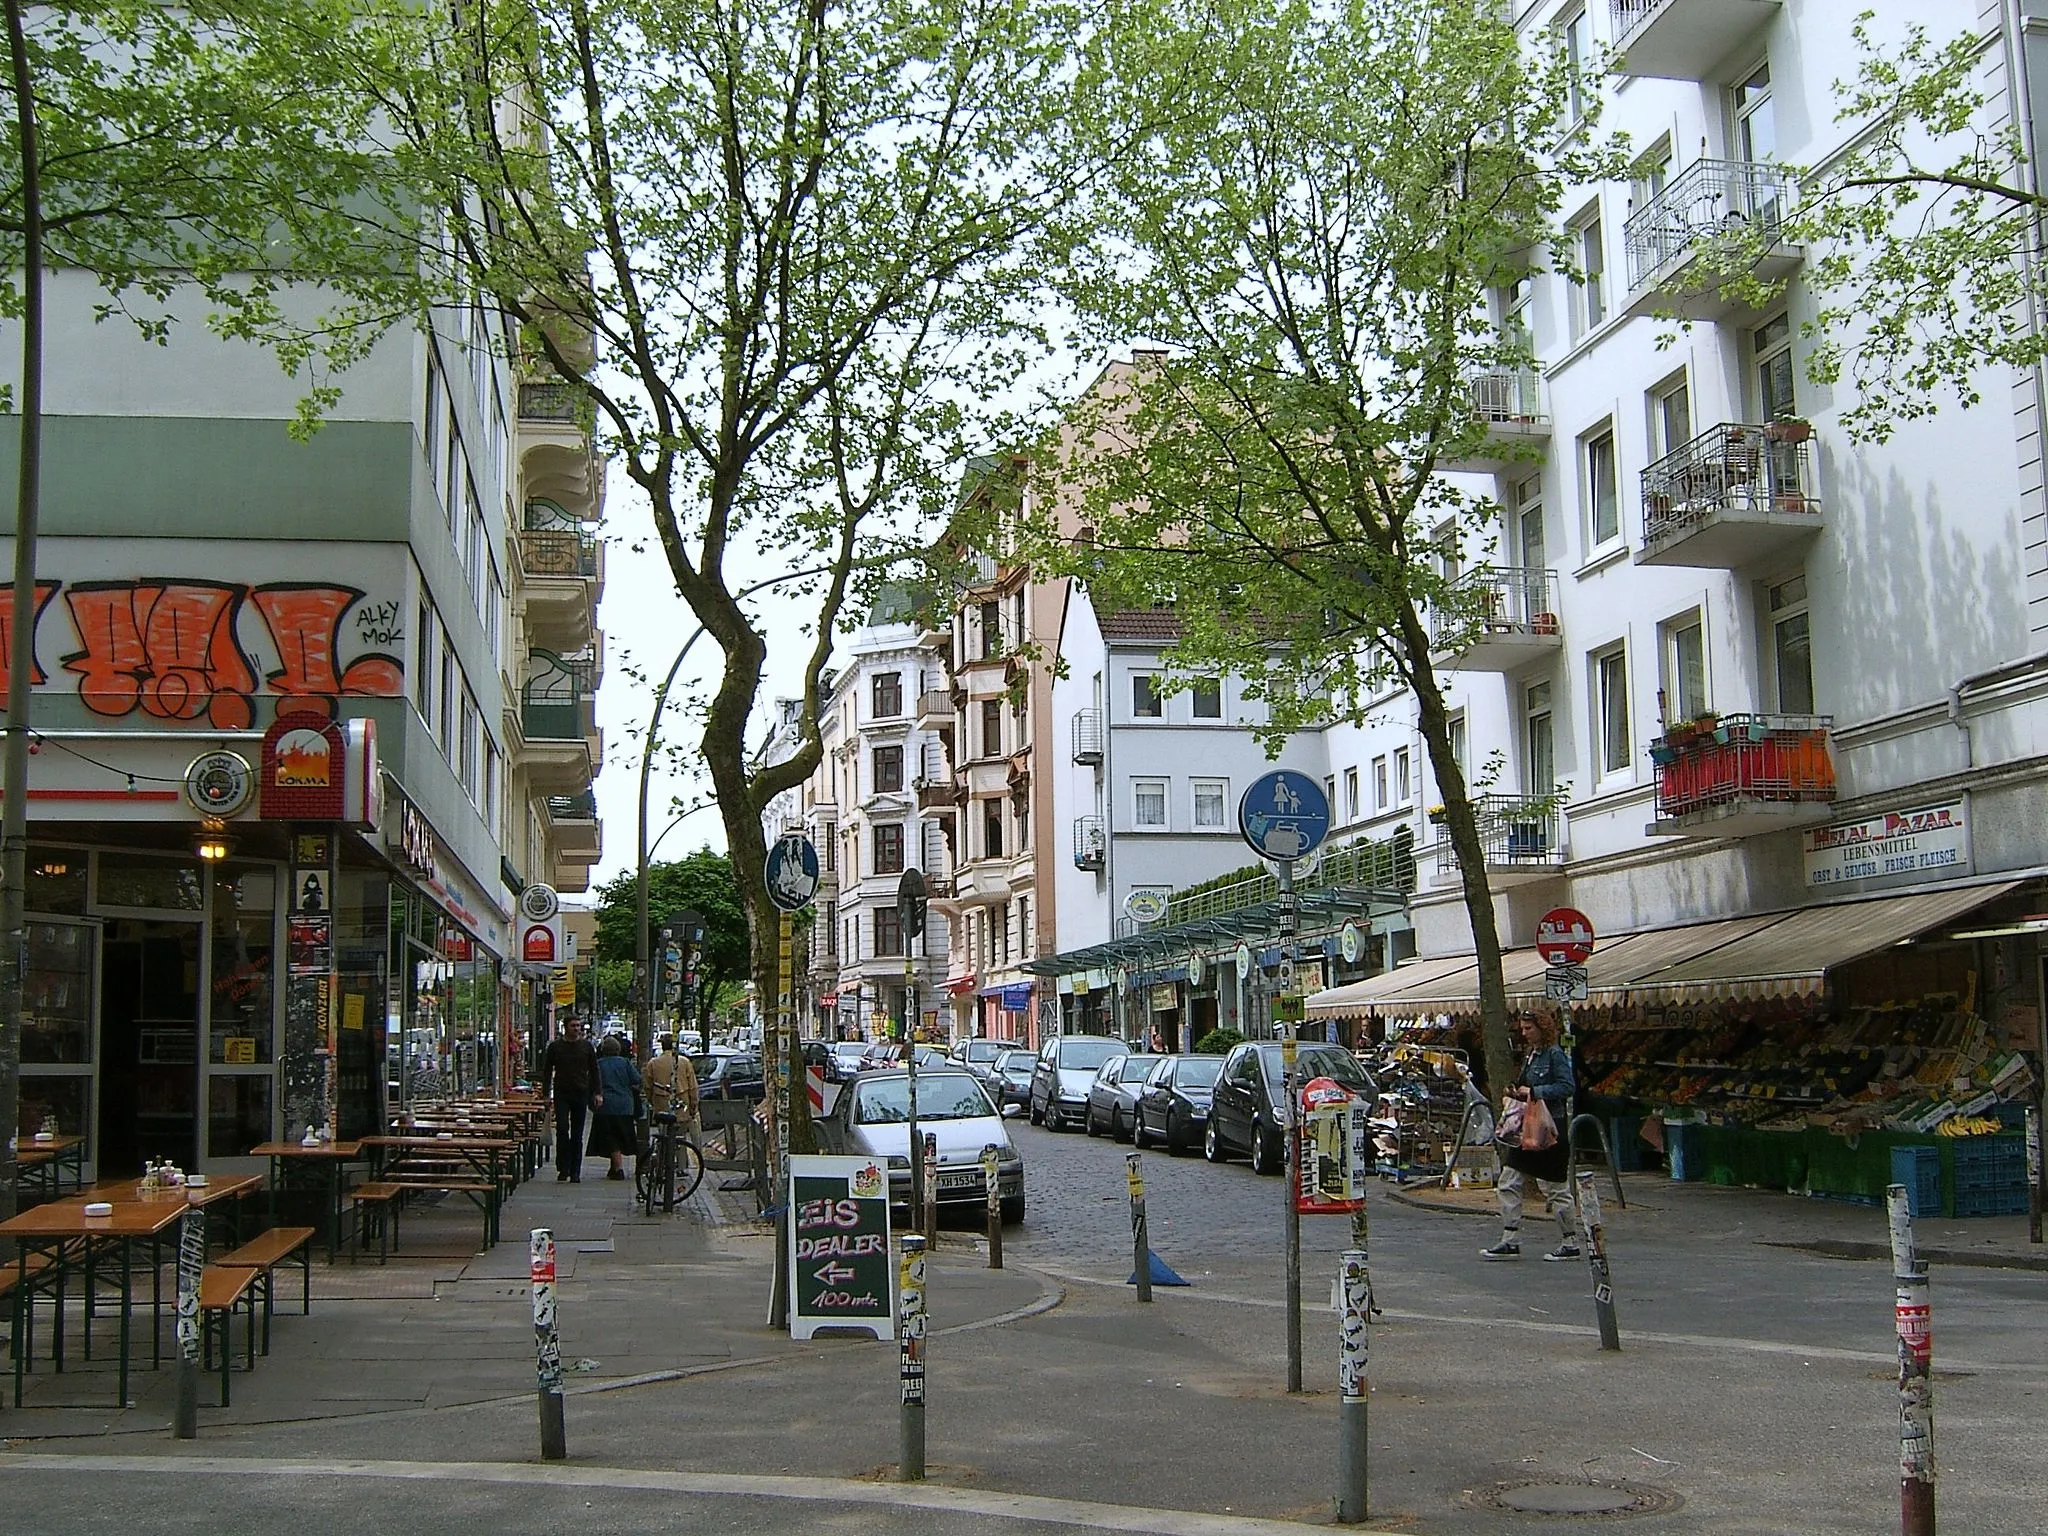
[1459,1479,1683,1520]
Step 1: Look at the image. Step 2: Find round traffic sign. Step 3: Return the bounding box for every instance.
[1238,770,1331,862]
[764,834,821,911]
[1534,906,1596,966]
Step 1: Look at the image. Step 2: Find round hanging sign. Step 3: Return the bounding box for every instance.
[184,751,254,818]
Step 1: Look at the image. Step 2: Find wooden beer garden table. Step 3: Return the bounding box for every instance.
[362,1135,518,1248]
[16,1135,87,1201]
[249,1141,365,1264]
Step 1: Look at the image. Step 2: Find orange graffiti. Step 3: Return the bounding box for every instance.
[0,583,59,709]
[53,580,402,727]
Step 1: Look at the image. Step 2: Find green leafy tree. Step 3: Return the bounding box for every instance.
[593,849,748,1048]
[1031,0,1619,1097]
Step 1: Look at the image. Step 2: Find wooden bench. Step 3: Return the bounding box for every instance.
[385,1176,499,1250]
[199,1266,262,1407]
[350,1182,405,1264]
[217,1227,315,1349]
[0,1252,60,1369]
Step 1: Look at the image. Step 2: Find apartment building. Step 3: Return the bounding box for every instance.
[6,267,604,1176]
[1309,0,2048,1085]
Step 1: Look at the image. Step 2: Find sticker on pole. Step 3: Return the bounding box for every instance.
[788,1155,894,1341]
[1896,1300,1931,1363]
[1238,770,1331,862]
[1295,1079,1370,1214]
[765,834,821,912]
[1534,906,1596,966]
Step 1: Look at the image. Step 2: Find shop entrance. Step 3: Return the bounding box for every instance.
[98,916,203,1176]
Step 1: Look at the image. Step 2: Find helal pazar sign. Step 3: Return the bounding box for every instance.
[1803,801,1968,888]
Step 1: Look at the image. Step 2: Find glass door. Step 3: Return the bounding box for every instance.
[203,862,281,1169]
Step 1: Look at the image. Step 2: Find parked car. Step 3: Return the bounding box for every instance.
[1028,1034,1128,1130]
[1133,1054,1225,1153]
[1205,1041,1376,1174]
[859,1042,904,1071]
[990,1049,1035,1114]
[830,1040,871,1077]
[692,1051,765,1101]
[1084,1053,1162,1140]
[817,1067,1024,1222]
[948,1037,1010,1080]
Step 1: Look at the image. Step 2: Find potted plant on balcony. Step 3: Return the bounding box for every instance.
[1764,417,1813,444]
[1426,803,1448,825]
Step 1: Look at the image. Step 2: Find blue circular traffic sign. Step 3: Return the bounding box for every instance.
[764,834,821,911]
[1238,770,1331,862]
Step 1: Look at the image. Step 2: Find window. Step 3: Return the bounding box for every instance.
[439,641,456,755]
[1629,142,1671,217]
[874,907,904,957]
[1596,647,1631,776]
[983,802,1005,858]
[1753,313,1796,423]
[981,699,1003,758]
[1734,58,1776,165]
[1525,681,1555,795]
[483,743,499,833]
[1132,674,1162,718]
[1497,273,1535,354]
[1448,712,1467,774]
[1013,792,1029,847]
[1373,756,1389,812]
[873,744,904,794]
[459,690,479,796]
[1770,576,1815,713]
[1571,208,1606,337]
[874,823,904,875]
[1516,478,1546,576]
[1343,767,1360,821]
[1395,748,1412,804]
[1585,428,1619,545]
[1662,614,1708,722]
[1324,775,1337,812]
[1018,896,1032,959]
[872,671,903,718]
[1192,779,1228,828]
[1650,374,1693,459]
[1191,678,1222,719]
[1561,6,1592,123]
[977,600,1001,659]
[414,603,434,722]
[1133,778,1167,828]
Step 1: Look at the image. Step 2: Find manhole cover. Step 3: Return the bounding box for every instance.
[1460,1479,1682,1519]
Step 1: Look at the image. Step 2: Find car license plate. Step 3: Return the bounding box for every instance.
[937,1170,979,1190]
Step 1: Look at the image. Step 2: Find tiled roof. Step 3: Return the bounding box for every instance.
[1098,609,1182,640]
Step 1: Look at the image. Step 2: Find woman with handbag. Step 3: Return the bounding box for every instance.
[587,1034,644,1182]
[1481,1013,1580,1261]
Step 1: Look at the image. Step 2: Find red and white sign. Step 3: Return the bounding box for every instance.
[1896,1300,1932,1363]
[1534,907,1596,966]
[522,921,560,965]
[806,1068,826,1115]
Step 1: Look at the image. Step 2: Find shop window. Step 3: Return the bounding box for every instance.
[27,848,87,916]
[96,852,204,913]
[873,744,904,794]
[1133,777,1167,828]
[210,865,276,1066]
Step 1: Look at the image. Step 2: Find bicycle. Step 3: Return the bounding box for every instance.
[638,1110,706,1214]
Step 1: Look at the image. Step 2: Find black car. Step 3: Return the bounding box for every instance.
[1205,1041,1376,1174]
[991,1050,1035,1113]
[1133,1053,1225,1153]
[692,1051,766,1101]
[1084,1053,1162,1140]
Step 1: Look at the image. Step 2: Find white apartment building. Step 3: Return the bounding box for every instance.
[1315,0,2048,1019]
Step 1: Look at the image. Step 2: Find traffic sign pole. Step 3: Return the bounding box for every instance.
[1279,856,1304,1395]
[763,834,819,1335]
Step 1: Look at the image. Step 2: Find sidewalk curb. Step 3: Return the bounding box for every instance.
[1760,1237,2048,1272]
[1384,1187,1493,1218]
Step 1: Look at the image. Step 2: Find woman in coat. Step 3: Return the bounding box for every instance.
[1481,1013,1579,1261]
[588,1034,643,1182]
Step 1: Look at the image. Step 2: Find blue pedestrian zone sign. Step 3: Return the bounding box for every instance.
[765,834,822,912]
[1238,770,1331,862]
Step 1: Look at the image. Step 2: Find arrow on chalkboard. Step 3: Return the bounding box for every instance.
[813,1261,857,1286]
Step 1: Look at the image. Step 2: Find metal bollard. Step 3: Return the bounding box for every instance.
[1127,1152,1151,1303]
[982,1144,1003,1269]
[1336,1248,1371,1523]
[1575,1170,1620,1351]
[921,1131,939,1243]
[171,1207,206,1436]
[898,1233,927,1481]
[2026,1105,2042,1245]
[531,1228,567,1460]
[1886,1185,1935,1536]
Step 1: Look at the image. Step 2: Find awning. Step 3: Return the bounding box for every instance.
[1305,881,2024,1018]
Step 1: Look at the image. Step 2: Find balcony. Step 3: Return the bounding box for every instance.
[547,790,602,863]
[1622,158,1800,322]
[1073,815,1105,872]
[964,757,1012,798]
[1071,707,1103,766]
[1637,421,1822,568]
[518,381,579,423]
[1432,566,1562,672]
[956,860,1015,904]
[915,777,964,811]
[916,687,955,727]
[521,649,599,791]
[1432,794,1564,890]
[1437,365,1550,474]
[1610,0,1780,81]
[1648,713,1836,838]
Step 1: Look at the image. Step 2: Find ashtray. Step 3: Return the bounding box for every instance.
[32,1132,55,1141]
[83,1201,114,1217]
[436,1131,455,1139]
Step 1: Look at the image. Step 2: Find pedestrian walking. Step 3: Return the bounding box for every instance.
[642,1034,701,1148]
[1482,1013,1580,1261]
[540,1017,600,1183]
[588,1034,644,1182]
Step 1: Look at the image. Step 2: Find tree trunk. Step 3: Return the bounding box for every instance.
[1394,606,1514,1104]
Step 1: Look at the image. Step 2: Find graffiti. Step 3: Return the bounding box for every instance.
[6,579,405,729]
[355,599,403,648]
[0,583,60,709]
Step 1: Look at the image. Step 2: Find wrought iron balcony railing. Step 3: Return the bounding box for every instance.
[1432,794,1562,877]
[1640,421,1817,544]
[1072,814,1105,871]
[1071,708,1103,765]
[1624,157,1796,292]
[1650,713,1835,819]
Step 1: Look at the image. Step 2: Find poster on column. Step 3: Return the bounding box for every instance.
[787,1155,894,1341]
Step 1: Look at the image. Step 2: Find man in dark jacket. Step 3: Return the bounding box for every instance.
[540,1017,600,1182]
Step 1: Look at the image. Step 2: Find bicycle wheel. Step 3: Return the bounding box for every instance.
[636,1137,663,1210]
[673,1138,707,1200]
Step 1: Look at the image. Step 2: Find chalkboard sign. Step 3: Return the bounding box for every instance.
[787,1154,895,1341]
